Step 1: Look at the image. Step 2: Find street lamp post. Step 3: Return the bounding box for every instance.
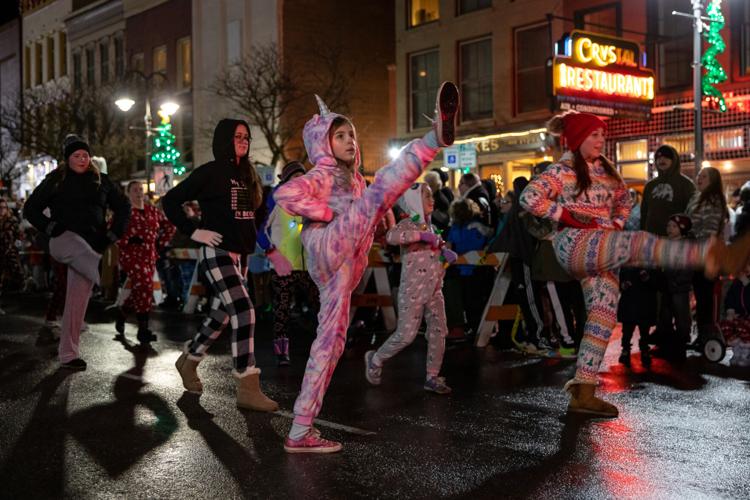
[673,1,712,177]
[114,71,179,194]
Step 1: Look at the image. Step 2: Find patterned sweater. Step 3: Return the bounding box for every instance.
[686,192,725,240]
[519,152,631,233]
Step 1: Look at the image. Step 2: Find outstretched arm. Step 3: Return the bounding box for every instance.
[274,169,333,222]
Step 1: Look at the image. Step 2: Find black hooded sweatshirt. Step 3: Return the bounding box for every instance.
[640,145,696,236]
[162,119,260,255]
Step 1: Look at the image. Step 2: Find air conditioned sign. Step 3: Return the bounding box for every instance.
[552,31,655,119]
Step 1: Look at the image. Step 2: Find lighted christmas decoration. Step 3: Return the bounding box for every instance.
[701,0,727,112]
[151,111,186,175]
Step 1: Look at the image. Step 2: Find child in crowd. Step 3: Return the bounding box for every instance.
[274,82,459,453]
[364,183,456,394]
[660,214,695,361]
[443,198,493,341]
[616,266,657,369]
[257,161,320,366]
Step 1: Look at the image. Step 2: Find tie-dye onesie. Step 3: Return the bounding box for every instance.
[274,109,440,430]
[370,185,448,379]
[519,152,710,385]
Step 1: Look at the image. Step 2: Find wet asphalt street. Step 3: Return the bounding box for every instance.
[1,293,749,499]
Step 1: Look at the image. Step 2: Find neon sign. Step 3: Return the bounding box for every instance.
[552,31,655,116]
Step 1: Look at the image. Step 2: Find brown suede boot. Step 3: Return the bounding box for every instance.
[175,342,203,394]
[705,232,750,278]
[567,383,619,418]
[236,369,279,412]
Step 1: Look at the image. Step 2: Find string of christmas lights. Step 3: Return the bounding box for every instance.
[151,117,186,176]
[701,0,727,112]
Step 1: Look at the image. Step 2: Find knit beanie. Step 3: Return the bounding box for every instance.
[547,111,607,152]
[278,161,306,184]
[668,213,692,237]
[63,134,91,160]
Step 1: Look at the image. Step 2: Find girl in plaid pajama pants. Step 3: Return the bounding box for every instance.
[274,83,459,453]
[163,119,278,412]
[520,111,750,418]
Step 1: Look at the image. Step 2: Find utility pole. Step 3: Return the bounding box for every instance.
[673,1,709,176]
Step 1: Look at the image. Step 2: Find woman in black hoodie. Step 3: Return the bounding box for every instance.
[25,134,130,370]
[162,119,278,412]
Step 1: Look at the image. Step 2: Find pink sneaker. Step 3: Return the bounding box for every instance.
[284,428,342,454]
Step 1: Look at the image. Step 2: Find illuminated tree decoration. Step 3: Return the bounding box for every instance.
[701,0,727,112]
[151,113,186,175]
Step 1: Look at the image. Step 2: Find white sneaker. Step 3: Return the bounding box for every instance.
[364,350,382,385]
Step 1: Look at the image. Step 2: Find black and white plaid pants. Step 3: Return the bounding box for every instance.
[188,246,256,372]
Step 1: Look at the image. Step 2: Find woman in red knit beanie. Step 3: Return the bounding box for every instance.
[519,111,750,417]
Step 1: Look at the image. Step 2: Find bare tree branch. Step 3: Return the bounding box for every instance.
[210,41,356,167]
[0,82,141,180]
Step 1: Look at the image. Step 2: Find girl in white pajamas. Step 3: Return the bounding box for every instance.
[364,183,457,394]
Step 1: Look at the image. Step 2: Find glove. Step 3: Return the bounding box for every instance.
[558,208,599,230]
[128,236,145,245]
[440,248,458,264]
[419,231,440,248]
[267,248,293,276]
[191,229,223,247]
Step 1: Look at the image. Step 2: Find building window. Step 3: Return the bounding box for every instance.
[458,0,491,15]
[153,45,167,75]
[100,41,109,84]
[177,37,191,89]
[661,133,693,156]
[460,37,493,121]
[661,129,744,158]
[24,45,31,89]
[654,0,692,89]
[409,49,440,130]
[73,51,82,88]
[59,32,67,76]
[86,46,95,85]
[114,38,124,78]
[515,23,549,114]
[705,128,744,152]
[226,20,242,64]
[737,1,750,76]
[574,3,621,37]
[616,139,648,180]
[131,52,144,73]
[46,35,55,81]
[408,0,439,28]
[34,41,42,85]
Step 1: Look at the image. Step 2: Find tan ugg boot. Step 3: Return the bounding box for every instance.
[705,232,750,278]
[235,368,279,412]
[566,382,618,418]
[175,342,203,394]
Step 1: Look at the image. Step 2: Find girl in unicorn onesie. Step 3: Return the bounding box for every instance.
[364,182,457,394]
[274,82,459,453]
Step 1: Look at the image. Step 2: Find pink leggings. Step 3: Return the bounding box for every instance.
[59,267,94,363]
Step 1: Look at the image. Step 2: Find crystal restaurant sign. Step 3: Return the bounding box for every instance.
[552,30,655,119]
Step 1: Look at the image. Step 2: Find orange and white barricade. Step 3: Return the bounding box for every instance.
[350,245,399,331]
[167,248,204,314]
[114,269,164,307]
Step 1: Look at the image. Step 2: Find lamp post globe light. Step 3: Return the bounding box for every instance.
[114,71,179,194]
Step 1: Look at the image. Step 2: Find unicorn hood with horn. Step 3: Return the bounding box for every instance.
[275,95,365,223]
